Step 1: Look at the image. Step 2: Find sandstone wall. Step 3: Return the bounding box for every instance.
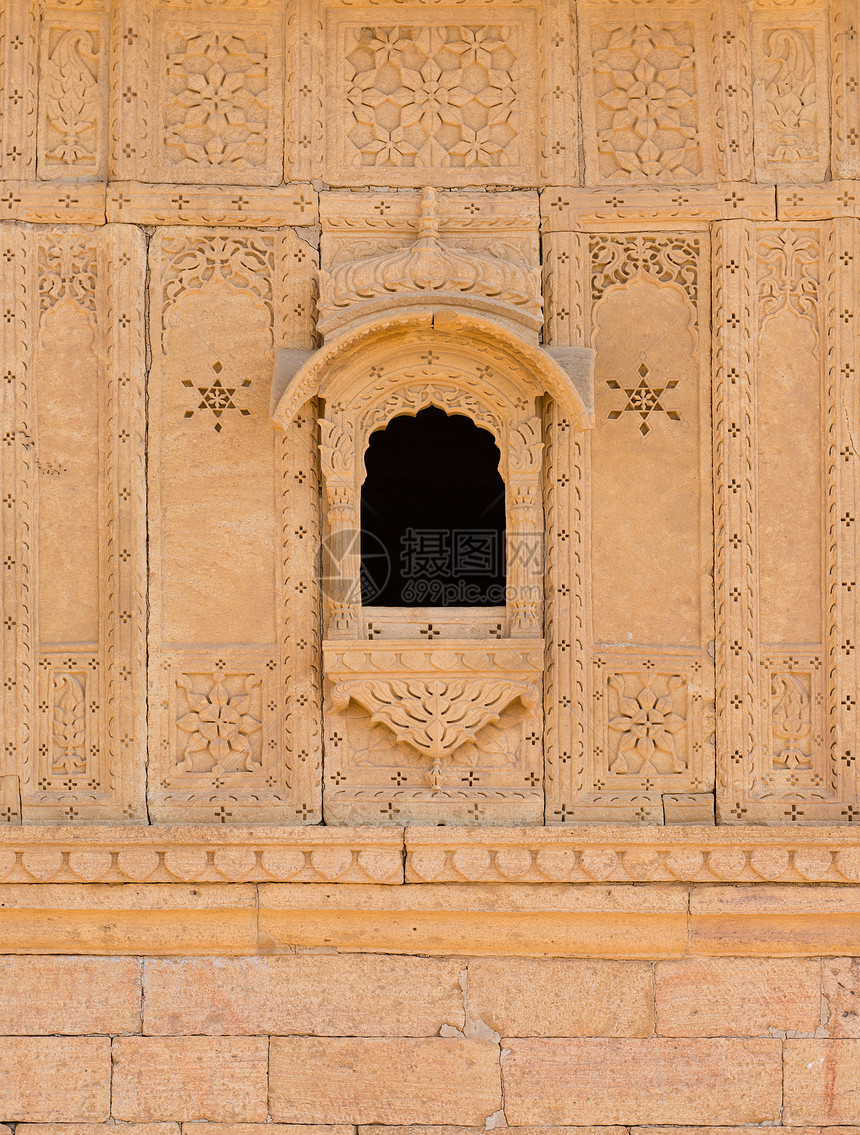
[3,0,860,1125]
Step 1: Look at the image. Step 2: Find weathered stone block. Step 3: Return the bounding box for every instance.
[143,955,464,1035]
[655,957,821,1035]
[0,956,140,1033]
[112,1038,268,1122]
[503,1038,782,1125]
[468,958,653,1036]
[784,1040,860,1124]
[269,1037,501,1124]
[0,1037,111,1121]
[822,958,860,1037]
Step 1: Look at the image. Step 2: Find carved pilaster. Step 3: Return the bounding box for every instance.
[109,0,151,181]
[285,0,324,182]
[0,0,37,178]
[713,220,759,820]
[832,0,860,179]
[540,0,579,185]
[0,225,31,822]
[710,0,754,182]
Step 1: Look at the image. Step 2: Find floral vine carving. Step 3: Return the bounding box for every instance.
[343,24,520,169]
[159,236,274,330]
[590,234,700,303]
[51,674,86,774]
[592,22,702,182]
[43,29,99,166]
[175,672,262,774]
[761,28,819,163]
[771,672,813,769]
[757,228,820,332]
[38,238,98,317]
[164,32,269,169]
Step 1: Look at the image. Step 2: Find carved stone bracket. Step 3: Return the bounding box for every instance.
[325,640,542,783]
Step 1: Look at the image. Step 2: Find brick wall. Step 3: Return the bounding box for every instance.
[0,948,859,1126]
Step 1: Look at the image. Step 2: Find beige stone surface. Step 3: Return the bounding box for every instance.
[467,958,654,1036]
[784,1040,860,1124]
[0,955,140,1033]
[259,883,688,957]
[503,1038,782,1125]
[143,955,464,1035]
[112,1038,268,1122]
[0,1037,110,1121]
[269,1037,501,1124]
[22,1129,178,1135]
[0,884,257,954]
[823,957,860,1037]
[184,1128,352,1135]
[655,957,821,1036]
[689,886,860,956]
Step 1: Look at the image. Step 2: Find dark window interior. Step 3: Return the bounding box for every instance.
[361,406,506,606]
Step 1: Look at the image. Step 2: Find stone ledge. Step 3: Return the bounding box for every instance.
[2,824,860,885]
[405,825,860,884]
[0,826,405,885]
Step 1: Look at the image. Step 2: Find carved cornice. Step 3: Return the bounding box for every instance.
[1,825,860,886]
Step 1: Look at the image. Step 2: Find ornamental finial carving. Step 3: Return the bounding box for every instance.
[317,187,542,336]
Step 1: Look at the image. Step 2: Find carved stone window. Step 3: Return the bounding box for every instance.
[272,188,594,824]
[360,406,506,608]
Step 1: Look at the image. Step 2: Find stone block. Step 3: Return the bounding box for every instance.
[502,1038,782,1125]
[21,1128,178,1135]
[784,1040,860,1124]
[143,955,464,1035]
[0,884,257,954]
[259,884,688,957]
[655,958,821,1035]
[823,958,860,1037]
[0,1037,110,1121]
[467,958,654,1036]
[112,1038,268,1122]
[689,886,860,955]
[184,1128,351,1135]
[269,1037,501,1124]
[0,956,140,1033]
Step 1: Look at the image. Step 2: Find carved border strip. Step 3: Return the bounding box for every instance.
[103,224,148,821]
[0,0,38,178]
[709,0,753,182]
[406,825,860,884]
[0,225,30,824]
[107,183,318,227]
[0,182,106,224]
[277,230,322,822]
[0,825,860,885]
[542,231,589,822]
[779,182,860,220]
[285,0,324,182]
[539,0,579,185]
[540,186,776,233]
[0,827,405,884]
[110,0,152,181]
[826,218,860,815]
[713,220,759,822]
[832,0,860,179]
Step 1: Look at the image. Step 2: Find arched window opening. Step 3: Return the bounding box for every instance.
[361,406,506,607]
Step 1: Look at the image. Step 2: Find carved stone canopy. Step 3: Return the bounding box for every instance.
[317,187,543,338]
